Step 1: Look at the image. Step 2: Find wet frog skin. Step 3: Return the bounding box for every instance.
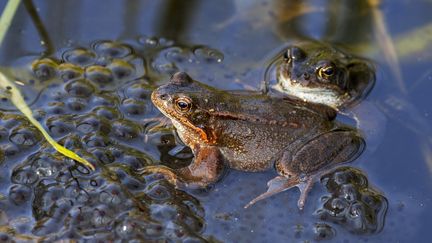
[151,72,364,209]
[272,40,375,109]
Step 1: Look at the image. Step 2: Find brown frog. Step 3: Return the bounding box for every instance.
[149,72,364,209]
[267,40,375,110]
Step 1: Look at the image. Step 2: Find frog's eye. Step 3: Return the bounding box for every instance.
[318,65,335,80]
[174,97,192,113]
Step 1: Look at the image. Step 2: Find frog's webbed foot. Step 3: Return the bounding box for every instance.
[138,165,182,187]
[244,175,315,210]
[244,176,298,209]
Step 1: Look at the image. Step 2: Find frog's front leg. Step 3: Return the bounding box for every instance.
[246,129,364,210]
[139,146,225,188]
[177,146,226,188]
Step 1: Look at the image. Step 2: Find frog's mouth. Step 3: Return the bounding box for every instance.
[275,66,348,109]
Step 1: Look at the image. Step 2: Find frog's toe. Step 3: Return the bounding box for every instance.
[296,176,315,210]
[138,165,179,186]
[244,176,299,209]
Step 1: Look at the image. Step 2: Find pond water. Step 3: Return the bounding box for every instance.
[0,0,431,242]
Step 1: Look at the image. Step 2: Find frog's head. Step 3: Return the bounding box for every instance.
[151,72,217,144]
[276,41,375,109]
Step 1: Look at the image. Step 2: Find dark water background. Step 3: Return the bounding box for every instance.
[0,0,431,242]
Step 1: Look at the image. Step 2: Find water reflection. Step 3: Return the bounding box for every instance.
[155,0,202,39]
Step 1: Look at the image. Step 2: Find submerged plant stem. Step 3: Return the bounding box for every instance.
[0,71,95,170]
[0,0,22,47]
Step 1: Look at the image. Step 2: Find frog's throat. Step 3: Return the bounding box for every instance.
[155,105,210,144]
[274,76,346,109]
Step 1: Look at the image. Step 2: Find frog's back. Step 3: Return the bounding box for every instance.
[210,96,334,172]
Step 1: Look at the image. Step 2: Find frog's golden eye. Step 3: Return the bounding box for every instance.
[318,65,335,79]
[174,97,192,113]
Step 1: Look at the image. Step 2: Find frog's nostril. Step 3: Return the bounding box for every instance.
[159,94,168,100]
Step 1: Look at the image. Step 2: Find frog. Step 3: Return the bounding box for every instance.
[147,72,364,210]
[265,40,376,110]
[263,40,384,151]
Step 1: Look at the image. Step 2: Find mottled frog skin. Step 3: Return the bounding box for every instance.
[151,72,364,209]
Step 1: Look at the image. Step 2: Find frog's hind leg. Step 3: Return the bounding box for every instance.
[244,176,300,209]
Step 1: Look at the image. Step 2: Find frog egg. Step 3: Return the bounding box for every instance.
[164,46,192,63]
[31,155,61,178]
[66,97,89,112]
[85,65,114,84]
[83,132,110,148]
[93,40,133,58]
[64,78,96,97]
[92,206,113,227]
[75,114,111,135]
[62,47,96,67]
[64,184,90,202]
[0,233,13,242]
[121,98,146,116]
[9,185,32,205]
[45,116,72,137]
[46,101,66,115]
[193,46,224,63]
[111,119,141,140]
[139,36,159,47]
[120,152,152,170]
[11,168,39,185]
[313,223,336,241]
[58,63,84,81]
[92,106,120,120]
[121,175,146,191]
[145,181,173,201]
[151,59,179,74]
[124,81,152,100]
[107,59,135,80]
[1,143,20,157]
[31,58,58,81]
[9,125,41,147]
[99,185,123,205]
[91,148,115,165]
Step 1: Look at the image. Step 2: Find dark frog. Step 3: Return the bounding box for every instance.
[268,40,375,109]
[149,72,365,209]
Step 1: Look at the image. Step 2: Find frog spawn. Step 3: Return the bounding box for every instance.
[315,167,387,234]
[0,40,217,241]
